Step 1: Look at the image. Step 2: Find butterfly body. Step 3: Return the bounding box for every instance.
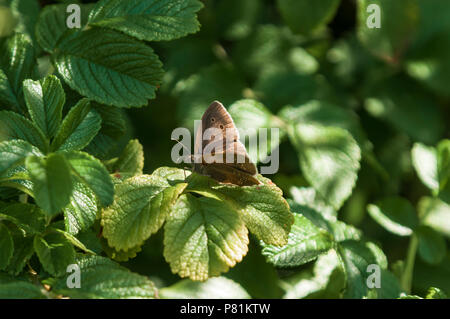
[192,101,261,186]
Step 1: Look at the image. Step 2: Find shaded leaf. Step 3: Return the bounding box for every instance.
[51,99,101,152]
[26,153,73,216]
[34,231,76,276]
[52,255,156,298]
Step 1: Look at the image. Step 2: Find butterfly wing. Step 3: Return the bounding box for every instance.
[199,162,260,186]
[193,100,260,185]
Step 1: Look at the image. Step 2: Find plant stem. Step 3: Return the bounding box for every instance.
[401,233,418,294]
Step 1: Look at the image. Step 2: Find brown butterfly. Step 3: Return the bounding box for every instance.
[191,101,261,186]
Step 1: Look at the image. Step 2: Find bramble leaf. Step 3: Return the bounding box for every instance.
[261,213,333,267]
[36,4,93,53]
[108,139,144,176]
[357,0,419,61]
[160,277,250,299]
[164,193,249,281]
[23,75,65,139]
[88,0,203,42]
[65,151,114,207]
[0,140,42,177]
[102,174,187,251]
[0,111,48,152]
[26,153,73,216]
[418,196,450,238]
[187,174,293,246]
[0,223,14,270]
[0,273,45,299]
[417,226,446,264]
[277,0,340,35]
[34,231,76,277]
[52,255,157,298]
[0,33,37,113]
[367,196,418,236]
[287,123,361,210]
[51,99,101,152]
[54,28,164,107]
[63,180,98,235]
[0,203,46,235]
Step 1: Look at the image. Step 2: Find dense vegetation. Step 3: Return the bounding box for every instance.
[0,0,449,299]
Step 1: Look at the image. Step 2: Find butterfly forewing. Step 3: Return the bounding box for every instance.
[192,101,260,186]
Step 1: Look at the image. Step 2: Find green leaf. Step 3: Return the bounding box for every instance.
[338,240,388,298]
[83,102,127,158]
[102,174,187,251]
[0,223,14,270]
[0,139,42,177]
[54,28,164,107]
[5,227,35,275]
[282,250,344,299]
[288,123,361,210]
[357,0,419,62]
[411,140,450,196]
[51,99,101,152]
[36,4,93,53]
[88,0,203,42]
[34,231,75,277]
[101,238,142,262]
[63,180,98,235]
[425,287,447,299]
[52,255,157,298]
[289,189,362,242]
[364,76,444,144]
[0,33,37,112]
[417,226,446,265]
[280,101,372,154]
[261,213,333,267]
[419,197,450,238]
[23,75,65,139]
[437,140,450,193]
[277,0,340,35]
[406,29,450,97]
[160,277,250,299]
[164,193,249,281]
[226,241,282,298]
[216,0,261,40]
[9,0,40,47]
[0,111,48,152]
[65,151,114,207]
[26,153,73,216]
[0,273,45,299]
[367,197,418,236]
[412,143,439,191]
[52,228,96,255]
[188,174,293,246]
[175,63,245,129]
[109,139,144,175]
[228,99,286,163]
[0,203,46,235]
[254,70,317,112]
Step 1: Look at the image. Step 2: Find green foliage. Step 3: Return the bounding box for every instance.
[88,0,203,41]
[52,255,157,298]
[278,0,340,35]
[0,0,449,300]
